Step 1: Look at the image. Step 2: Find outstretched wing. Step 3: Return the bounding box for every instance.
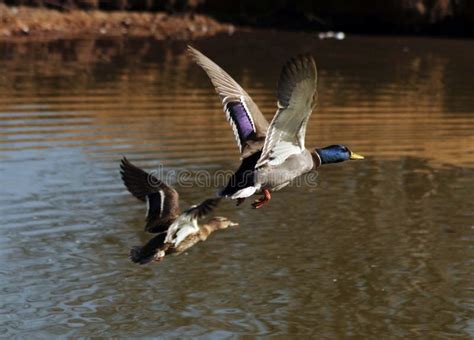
[188,46,269,158]
[256,54,318,168]
[164,197,221,245]
[120,157,179,232]
[183,197,221,219]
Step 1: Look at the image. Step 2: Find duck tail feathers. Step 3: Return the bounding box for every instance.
[129,232,168,265]
[129,246,154,265]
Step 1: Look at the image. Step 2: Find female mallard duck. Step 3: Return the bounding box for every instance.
[188,46,364,209]
[120,158,237,264]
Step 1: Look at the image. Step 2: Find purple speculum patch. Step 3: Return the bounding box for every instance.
[227,102,255,142]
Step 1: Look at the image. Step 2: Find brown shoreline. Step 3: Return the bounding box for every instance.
[0,4,234,41]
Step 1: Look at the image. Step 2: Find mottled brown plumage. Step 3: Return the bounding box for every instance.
[121,158,237,265]
[141,216,237,263]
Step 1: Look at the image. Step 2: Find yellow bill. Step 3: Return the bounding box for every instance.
[349,151,365,160]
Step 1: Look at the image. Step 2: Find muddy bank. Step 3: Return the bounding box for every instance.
[3,0,474,37]
[0,4,234,41]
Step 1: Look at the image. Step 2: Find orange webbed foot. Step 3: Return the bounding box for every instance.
[251,189,271,209]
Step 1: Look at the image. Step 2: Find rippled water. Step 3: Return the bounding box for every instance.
[0,32,473,337]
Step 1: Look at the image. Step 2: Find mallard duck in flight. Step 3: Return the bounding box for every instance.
[188,46,364,209]
[120,158,237,264]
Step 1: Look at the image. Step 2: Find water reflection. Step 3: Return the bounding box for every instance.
[0,33,473,337]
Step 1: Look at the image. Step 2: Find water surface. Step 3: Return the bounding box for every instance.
[0,32,473,337]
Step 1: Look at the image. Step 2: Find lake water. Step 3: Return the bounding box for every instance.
[0,31,473,337]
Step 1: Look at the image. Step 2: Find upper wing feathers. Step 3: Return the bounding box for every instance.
[183,197,221,219]
[256,54,317,168]
[120,157,179,231]
[188,46,269,157]
[120,157,156,202]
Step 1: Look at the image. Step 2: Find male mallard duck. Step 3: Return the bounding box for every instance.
[120,158,237,264]
[188,46,364,209]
